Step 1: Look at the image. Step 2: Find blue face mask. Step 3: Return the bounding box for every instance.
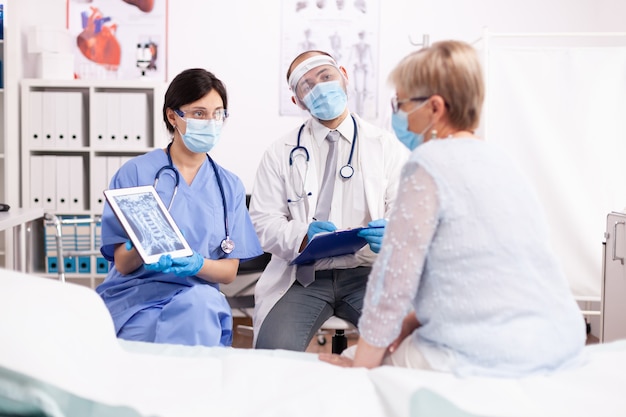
[178,118,222,153]
[391,110,424,151]
[301,81,348,120]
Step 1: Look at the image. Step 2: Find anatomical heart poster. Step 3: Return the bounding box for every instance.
[67,0,167,80]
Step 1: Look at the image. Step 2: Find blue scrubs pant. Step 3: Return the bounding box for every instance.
[118,285,233,346]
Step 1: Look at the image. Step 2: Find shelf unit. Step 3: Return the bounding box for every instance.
[0,0,19,269]
[20,78,167,288]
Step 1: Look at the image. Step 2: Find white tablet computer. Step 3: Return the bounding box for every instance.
[103,185,193,264]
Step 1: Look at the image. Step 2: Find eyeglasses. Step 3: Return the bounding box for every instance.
[175,108,229,122]
[390,96,430,114]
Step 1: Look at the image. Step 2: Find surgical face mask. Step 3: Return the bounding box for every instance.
[391,101,430,151]
[301,80,347,121]
[177,118,222,153]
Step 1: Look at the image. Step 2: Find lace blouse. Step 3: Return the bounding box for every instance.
[358,138,585,377]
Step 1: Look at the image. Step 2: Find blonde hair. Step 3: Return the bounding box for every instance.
[388,40,484,131]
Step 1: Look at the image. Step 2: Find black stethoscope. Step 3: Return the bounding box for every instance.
[154,143,235,254]
[288,114,357,202]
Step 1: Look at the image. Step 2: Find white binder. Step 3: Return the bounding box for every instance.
[106,93,121,149]
[68,155,84,211]
[123,92,148,149]
[54,92,69,148]
[106,156,121,187]
[90,156,107,212]
[55,155,71,212]
[42,155,57,210]
[29,91,44,148]
[42,92,57,149]
[29,155,44,208]
[67,92,85,149]
[91,92,107,149]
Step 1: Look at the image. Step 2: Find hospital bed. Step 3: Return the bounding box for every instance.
[2,268,626,417]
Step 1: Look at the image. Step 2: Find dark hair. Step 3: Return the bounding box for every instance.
[162,68,228,134]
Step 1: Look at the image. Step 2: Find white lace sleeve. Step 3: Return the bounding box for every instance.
[358,160,439,348]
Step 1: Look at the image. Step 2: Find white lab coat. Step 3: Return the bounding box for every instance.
[249,113,409,343]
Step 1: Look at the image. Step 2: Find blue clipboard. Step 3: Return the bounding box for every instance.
[290,226,381,265]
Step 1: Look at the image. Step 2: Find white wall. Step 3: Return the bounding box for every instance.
[18,0,626,191]
[14,0,626,315]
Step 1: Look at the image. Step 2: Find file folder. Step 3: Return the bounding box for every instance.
[123,92,148,149]
[106,93,121,148]
[290,226,382,265]
[42,155,56,210]
[68,156,84,211]
[106,156,121,189]
[55,155,70,212]
[29,91,43,147]
[42,91,57,148]
[91,92,107,149]
[29,155,44,208]
[67,91,85,149]
[91,156,107,212]
[54,92,68,148]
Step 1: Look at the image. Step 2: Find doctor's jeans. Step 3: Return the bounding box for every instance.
[255,266,371,351]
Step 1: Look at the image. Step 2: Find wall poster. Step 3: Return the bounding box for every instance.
[66,0,167,80]
[280,0,380,120]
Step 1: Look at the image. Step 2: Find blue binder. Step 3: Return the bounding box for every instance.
[290,226,382,265]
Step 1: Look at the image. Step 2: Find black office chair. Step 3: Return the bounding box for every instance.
[222,194,271,316]
[224,252,271,316]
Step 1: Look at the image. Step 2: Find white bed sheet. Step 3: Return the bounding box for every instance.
[1,268,625,417]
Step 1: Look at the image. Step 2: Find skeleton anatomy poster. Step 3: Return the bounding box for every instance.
[280,0,380,120]
[67,0,167,80]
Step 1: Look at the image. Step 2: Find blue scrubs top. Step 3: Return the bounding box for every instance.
[96,148,263,347]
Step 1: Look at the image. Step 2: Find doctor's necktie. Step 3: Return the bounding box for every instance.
[296,130,340,287]
[313,130,340,221]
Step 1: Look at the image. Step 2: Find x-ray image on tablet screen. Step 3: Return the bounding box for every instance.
[104,185,193,264]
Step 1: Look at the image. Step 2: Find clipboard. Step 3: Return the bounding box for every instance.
[290,226,381,265]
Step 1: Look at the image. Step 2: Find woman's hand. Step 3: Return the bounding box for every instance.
[319,353,354,367]
[388,311,420,354]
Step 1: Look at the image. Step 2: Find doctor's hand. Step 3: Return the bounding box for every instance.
[357,218,388,253]
[163,251,204,277]
[145,254,174,272]
[307,221,337,242]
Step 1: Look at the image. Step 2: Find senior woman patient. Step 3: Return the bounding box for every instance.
[320,40,585,377]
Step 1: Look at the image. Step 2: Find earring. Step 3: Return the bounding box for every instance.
[431,130,438,140]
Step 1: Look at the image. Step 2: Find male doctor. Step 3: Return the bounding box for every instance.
[249,50,409,351]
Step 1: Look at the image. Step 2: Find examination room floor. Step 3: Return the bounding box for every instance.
[232,317,359,352]
[231,317,598,350]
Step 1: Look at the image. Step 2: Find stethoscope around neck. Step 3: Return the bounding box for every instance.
[153,142,235,254]
[287,114,357,202]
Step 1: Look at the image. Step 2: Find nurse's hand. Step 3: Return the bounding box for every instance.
[357,219,388,253]
[163,251,204,277]
[307,221,337,242]
[145,254,173,272]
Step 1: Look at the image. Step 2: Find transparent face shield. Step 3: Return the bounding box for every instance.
[289,55,346,106]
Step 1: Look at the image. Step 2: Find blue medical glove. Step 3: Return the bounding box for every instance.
[125,240,133,251]
[145,254,174,272]
[357,219,388,254]
[163,251,204,277]
[307,221,337,242]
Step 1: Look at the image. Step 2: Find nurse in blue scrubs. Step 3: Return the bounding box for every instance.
[96,68,263,347]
